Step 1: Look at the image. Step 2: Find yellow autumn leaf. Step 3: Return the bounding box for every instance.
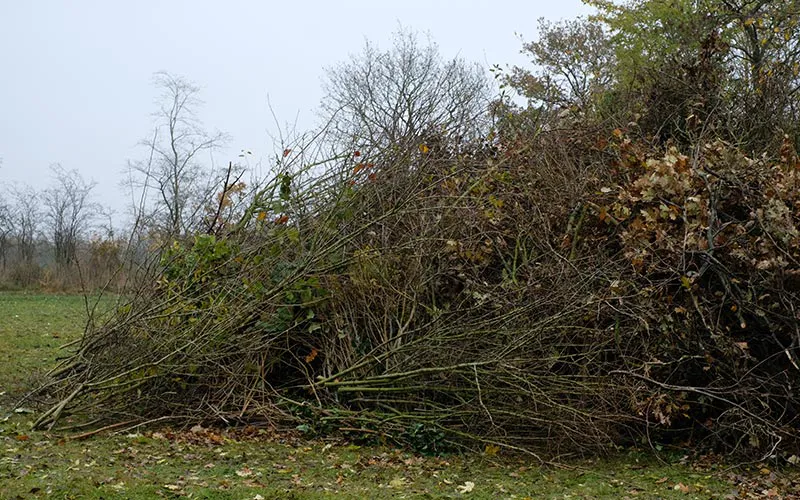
[484,444,500,456]
[419,143,430,154]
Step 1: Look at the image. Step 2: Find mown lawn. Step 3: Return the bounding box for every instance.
[1,292,798,499]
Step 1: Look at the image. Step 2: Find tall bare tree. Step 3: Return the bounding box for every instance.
[319,27,491,157]
[11,185,39,264]
[41,164,98,267]
[130,72,228,237]
[0,195,13,270]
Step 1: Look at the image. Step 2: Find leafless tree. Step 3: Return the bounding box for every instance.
[129,72,228,237]
[11,185,39,264]
[41,164,98,267]
[319,27,492,157]
[0,195,13,270]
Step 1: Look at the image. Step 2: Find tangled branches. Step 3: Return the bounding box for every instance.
[31,130,800,458]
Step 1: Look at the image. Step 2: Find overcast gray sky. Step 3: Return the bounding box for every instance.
[0,0,593,222]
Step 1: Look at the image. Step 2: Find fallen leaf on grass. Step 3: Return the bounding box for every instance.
[655,477,669,484]
[236,467,253,477]
[457,481,475,494]
[673,482,690,493]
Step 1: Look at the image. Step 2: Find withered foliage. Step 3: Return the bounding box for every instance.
[27,123,800,459]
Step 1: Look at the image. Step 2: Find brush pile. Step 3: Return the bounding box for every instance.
[33,126,800,458]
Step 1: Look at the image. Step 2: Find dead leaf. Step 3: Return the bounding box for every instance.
[673,482,690,493]
[305,348,319,363]
[456,481,475,494]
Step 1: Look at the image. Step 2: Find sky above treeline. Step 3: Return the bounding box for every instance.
[0,0,594,227]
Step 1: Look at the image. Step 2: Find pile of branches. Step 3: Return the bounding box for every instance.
[30,126,800,458]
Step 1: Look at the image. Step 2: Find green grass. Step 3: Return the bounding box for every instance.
[1,292,797,498]
[0,293,105,402]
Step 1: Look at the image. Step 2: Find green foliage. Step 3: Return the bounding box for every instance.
[161,234,236,285]
[584,0,800,146]
[587,0,714,86]
[401,423,447,455]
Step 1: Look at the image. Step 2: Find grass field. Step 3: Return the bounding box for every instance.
[1,293,798,498]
